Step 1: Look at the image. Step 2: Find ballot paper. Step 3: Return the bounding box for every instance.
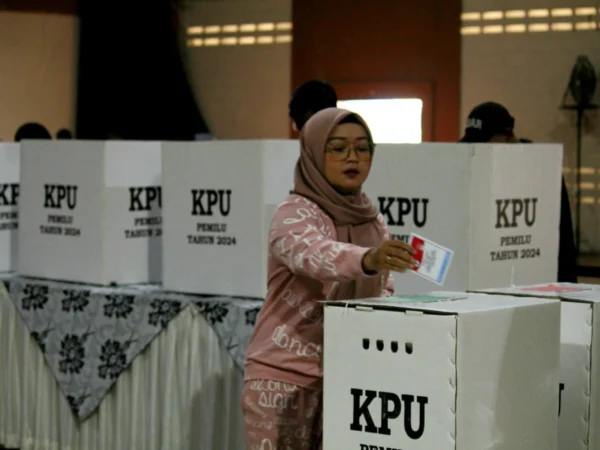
[408,233,453,285]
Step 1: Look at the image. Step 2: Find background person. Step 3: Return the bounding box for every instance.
[14,122,51,141]
[288,79,337,132]
[56,128,73,139]
[242,108,416,449]
[460,101,577,282]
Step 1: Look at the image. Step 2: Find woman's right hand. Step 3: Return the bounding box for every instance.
[362,240,418,273]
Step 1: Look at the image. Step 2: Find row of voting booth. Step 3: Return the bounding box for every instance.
[1,138,596,449]
[0,140,563,295]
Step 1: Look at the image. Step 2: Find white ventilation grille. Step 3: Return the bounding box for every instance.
[186,21,293,47]
[461,7,599,34]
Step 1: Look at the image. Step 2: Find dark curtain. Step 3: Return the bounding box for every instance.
[75,0,209,140]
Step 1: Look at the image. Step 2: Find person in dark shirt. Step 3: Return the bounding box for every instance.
[460,102,578,282]
[288,79,337,132]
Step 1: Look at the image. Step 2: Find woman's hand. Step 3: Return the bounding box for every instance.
[362,240,418,274]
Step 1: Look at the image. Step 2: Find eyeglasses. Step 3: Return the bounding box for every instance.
[325,144,373,162]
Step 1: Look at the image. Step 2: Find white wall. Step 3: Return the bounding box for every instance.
[461,1,600,253]
[0,11,78,142]
[179,0,292,139]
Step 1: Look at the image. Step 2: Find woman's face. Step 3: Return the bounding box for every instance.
[324,122,372,195]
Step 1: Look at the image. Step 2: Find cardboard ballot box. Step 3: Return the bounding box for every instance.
[362,143,563,293]
[19,140,162,284]
[161,140,298,298]
[476,283,600,450]
[0,143,19,272]
[323,292,560,450]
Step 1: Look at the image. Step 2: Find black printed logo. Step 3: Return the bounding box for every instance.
[0,183,19,206]
[191,189,231,216]
[350,389,428,439]
[44,184,77,210]
[378,197,428,227]
[129,186,161,211]
[495,198,537,229]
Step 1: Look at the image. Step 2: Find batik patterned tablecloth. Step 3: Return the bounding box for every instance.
[7,276,262,421]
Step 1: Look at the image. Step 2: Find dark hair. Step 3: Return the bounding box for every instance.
[289,80,338,130]
[56,128,73,139]
[337,113,375,148]
[14,122,51,142]
[459,102,515,143]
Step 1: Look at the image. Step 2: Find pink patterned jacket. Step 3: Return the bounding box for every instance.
[244,194,394,388]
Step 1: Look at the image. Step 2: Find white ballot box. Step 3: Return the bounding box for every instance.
[322,292,560,450]
[362,143,563,293]
[0,143,19,272]
[19,140,162,284]
[162,140,298,298]
[475,283,600,450]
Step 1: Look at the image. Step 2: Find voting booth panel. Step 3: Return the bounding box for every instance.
[362,143,562,293]
[323,292,560,450]
[0,143,19,272]
[18,140,162,284]
[476,283,600,450]
[161,140,298,298]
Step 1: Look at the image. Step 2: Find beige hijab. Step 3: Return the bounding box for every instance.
[293,107,385,299]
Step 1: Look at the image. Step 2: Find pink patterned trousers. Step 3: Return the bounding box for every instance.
[241,379,323,450]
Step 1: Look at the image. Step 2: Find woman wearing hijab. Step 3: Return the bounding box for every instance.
[242,108,417,449]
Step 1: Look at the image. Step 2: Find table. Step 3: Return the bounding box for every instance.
[0,276,262,450]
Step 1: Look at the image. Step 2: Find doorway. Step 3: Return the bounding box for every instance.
[333,82,433,142]
[337,98,423,143]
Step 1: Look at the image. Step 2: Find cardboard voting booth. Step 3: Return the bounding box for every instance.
[0,143,19,272]
[161,140,298,298]
[476,283,600,450]
[323,292,560,450]
[19,140,162,284]
[362,143,563,293]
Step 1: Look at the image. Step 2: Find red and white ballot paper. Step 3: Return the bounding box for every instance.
[408,233,453,286]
